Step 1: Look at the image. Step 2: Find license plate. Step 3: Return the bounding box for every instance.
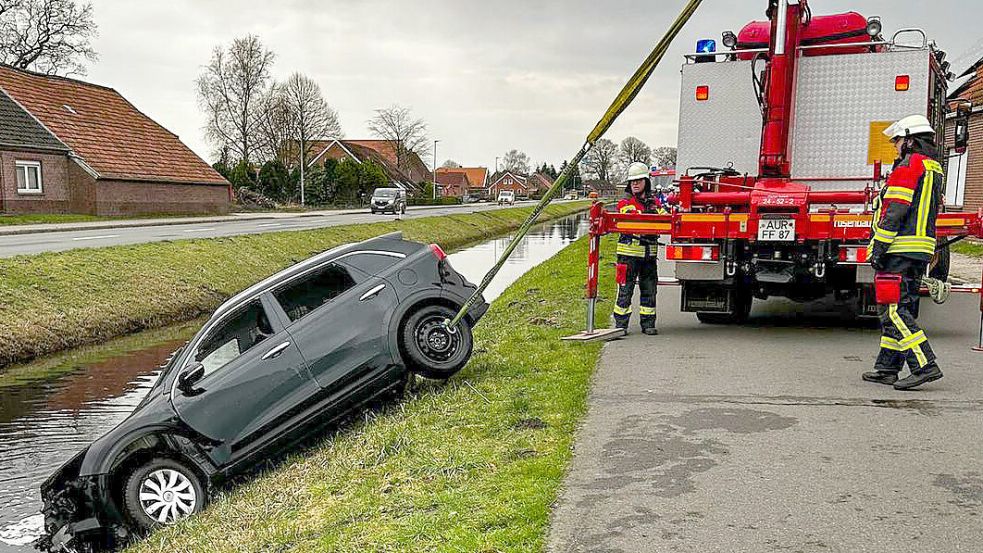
[757,218,795,242]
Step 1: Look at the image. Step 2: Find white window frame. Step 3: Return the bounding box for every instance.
[15,161,43,195]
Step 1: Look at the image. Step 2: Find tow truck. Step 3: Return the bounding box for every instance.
[583,0,983,329]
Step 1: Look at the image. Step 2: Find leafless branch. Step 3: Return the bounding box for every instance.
[367,105,429,172]
[0,0,97,76]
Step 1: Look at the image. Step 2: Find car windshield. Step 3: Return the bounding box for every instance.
[374,189,397,198]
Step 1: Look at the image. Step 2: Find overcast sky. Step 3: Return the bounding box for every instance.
[83,0,983,170]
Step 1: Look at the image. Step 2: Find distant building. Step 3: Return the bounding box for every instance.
[488,170,530,198]
[0,65,230,215]
[309,139,430,193]
[435,166,488,199]
[435,170,471,198]
[946,56,983,211]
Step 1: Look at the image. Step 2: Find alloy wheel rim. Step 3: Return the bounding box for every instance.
[415,315,461,363]
[139,468,197,524]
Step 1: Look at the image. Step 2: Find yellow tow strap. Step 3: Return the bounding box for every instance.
[446,0,704,329]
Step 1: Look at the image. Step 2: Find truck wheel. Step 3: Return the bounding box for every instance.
[123,458,204,533]
[401,204,407,214]
[929,243,950,281]
[696,288,752,324]
[400,305,473,380]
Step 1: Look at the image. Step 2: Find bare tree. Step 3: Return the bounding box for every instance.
[502,149,530,174]
[255,83,293,165]
[441,159,462,169]
[580,138,619,183]
[282,72,343,205]
[197,35,275,164]
[620,136,652,165]
[0,0,97,75]
[367,105,429,172]
[652,146,677,167]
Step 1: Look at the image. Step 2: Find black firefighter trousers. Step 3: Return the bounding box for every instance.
[875,256,938,375]
[613,254,658,330]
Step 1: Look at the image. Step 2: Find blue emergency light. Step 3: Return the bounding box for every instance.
[696,39,716,53]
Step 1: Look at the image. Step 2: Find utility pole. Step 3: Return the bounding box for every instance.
[300,140,306,206]
[433,139,440,200]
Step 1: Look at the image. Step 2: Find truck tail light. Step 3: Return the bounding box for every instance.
[895,75,910,91]
[667,244,719,262]
[430,244,447,261]
[838,246,869,264]
[696,85,709,101]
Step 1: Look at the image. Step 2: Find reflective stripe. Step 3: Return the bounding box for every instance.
[613,305,632,315]
[884,186,914,203]
[916,170,933,238]
[887,235,936,255]
[620,205,638,214]
[899,330,927,348]
[617,243,646,256]
[911,343,928,368]
[880,337,903,351]
[639,306,657,315]
[923,159,943,173]
[872,227,897,243]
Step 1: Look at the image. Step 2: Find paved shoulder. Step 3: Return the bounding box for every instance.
[548,291,983,553]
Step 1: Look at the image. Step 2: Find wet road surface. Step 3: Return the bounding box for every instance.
[0,213,588,550]
[548,268,983,552]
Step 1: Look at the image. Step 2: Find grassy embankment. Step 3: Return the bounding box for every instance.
[0,202,589,370]
[129,233,618,553]
[952,240,983,258]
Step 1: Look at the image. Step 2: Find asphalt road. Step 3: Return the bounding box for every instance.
[548,265,983,552]
[0,202,541,258]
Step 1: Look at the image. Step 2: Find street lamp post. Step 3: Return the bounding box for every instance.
[433,139,440,201]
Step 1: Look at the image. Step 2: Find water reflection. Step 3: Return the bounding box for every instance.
[0,213,588,550]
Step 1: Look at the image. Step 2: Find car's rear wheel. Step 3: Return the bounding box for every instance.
[401,305,473,380]
[123,458,204,533]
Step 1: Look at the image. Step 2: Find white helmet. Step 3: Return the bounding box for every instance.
[883,115,935,140]
[623,162,651,184]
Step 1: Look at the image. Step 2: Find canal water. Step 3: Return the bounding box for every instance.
[0,212,588,550]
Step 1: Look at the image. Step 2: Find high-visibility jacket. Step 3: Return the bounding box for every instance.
[617,193,668,257]
[869,152,943,262]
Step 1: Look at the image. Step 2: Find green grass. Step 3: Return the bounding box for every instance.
[0,202,590,370]
[952,240,983,258]
[128,233,616,553]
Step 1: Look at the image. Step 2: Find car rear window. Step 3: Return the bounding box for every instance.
[341,252,401,275]
[273,263,357,322]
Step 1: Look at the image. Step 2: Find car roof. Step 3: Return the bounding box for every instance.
[211,231,409,319]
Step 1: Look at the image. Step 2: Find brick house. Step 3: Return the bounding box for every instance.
[488,170,530,198]
[0,65,230,215]
[435,170,471,198]
[308,139,430,193]
[435,166,488,199]
[945,56,983,211]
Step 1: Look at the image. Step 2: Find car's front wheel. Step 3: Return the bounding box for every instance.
[123,458,204,533]
[401,305,473,380]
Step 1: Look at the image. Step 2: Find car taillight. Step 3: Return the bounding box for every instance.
[430,244,447,261]
[666,244,719,262]
[838,246,869,264]
[696,85,709,101]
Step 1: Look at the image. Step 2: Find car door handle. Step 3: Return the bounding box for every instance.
[359,284,386,301]
[262,341,291,360]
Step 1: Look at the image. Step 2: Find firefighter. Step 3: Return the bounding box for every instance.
[863,114,944,390]
[612,162,669,335]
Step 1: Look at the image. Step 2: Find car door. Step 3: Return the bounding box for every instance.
[269,260,397,392]
[170,296,318,465]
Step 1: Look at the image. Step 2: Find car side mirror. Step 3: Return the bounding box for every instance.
[177,363,206,395]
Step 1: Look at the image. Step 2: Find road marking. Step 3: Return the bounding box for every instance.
[182,228,217,233]
[256,222,283,228]
[72,234,119,241]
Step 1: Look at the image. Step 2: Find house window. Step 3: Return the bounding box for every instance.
[15,161,43,194]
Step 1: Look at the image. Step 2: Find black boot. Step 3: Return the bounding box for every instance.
[862,371,898,385]
[642,327,659,336]
[893,365,943,390]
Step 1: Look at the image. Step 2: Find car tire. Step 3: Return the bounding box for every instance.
[400,305,473,380]
[122,458,204,533]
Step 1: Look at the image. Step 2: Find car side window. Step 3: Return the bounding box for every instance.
[273,263,358,322]
[195,300,274,377]
[342,252,401,275]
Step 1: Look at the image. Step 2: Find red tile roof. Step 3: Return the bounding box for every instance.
[344,139,432,183]
[437,166,488,190]
[0,65,226,185]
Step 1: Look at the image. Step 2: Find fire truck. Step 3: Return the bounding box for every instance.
[585,0,981,326]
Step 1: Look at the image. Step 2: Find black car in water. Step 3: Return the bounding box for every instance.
[38,232,487,552]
